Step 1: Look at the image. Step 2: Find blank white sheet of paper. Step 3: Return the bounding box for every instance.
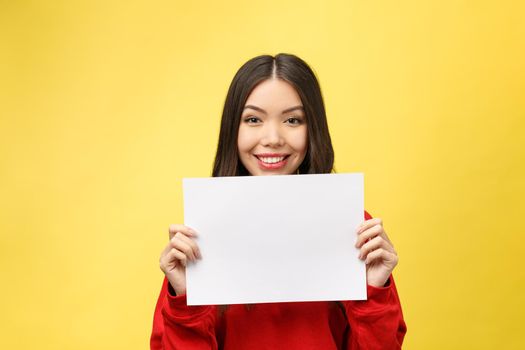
[183,173,366,305]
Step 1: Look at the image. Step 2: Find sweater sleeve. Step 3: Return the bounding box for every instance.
[343,276,407,350]
[150,277,218,350]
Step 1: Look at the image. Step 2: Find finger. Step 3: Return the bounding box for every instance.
[170,236,196,261]
[160,243,172,258]
[176,232,202,259]
[380,230,394,246]
[364,248,398,266]
[356,218,383,235]
[355,224,383,248]
[160,248,188,269]
[359,236,395,260]
[171,234,197,261]
[169,248,188,266]
[168,224,197,240]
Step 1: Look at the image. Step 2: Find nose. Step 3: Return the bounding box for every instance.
[261,122,284,147]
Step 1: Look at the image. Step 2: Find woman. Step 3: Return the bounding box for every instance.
[151,53,406,349]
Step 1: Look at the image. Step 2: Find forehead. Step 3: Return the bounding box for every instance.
[244,79,303,110]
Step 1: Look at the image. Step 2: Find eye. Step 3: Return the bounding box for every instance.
[285,117,303,125]
[243,116,261,124]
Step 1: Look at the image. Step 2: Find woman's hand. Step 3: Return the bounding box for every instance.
[159,224,202,295]
[355,218,398,288]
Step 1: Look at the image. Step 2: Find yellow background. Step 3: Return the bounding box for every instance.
[1,1,524,349]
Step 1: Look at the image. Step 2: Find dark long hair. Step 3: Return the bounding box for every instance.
[212,53,334,177]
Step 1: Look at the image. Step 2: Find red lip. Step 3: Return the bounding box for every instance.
[255,153,289,157]
[254,154,290,170]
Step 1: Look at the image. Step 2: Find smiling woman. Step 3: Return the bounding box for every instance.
[212,54,334,176]
[151,53,406,349]
[238,79,308,175]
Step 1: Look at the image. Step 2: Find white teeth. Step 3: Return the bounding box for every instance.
[259,156,285,164]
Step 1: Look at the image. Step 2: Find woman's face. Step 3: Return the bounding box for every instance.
[237,78,308,176]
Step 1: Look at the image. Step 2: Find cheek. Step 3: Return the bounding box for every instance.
[237,126,256,153]
[291,127,308,155]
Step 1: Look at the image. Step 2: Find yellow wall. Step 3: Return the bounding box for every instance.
[1,1,524,348]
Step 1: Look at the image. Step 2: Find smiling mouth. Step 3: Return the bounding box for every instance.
[253,154,290,170]
[255,155,290,164]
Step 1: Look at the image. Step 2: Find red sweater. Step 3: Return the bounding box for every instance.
[150,213,407,349]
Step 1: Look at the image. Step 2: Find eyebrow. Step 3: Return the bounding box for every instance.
[243,105,304,114]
